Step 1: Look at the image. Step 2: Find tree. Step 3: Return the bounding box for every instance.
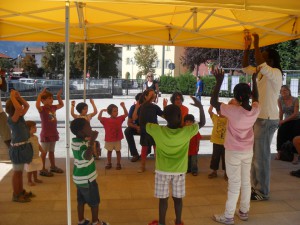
[41,42,64,77]
[21,55,38,76]
[134,45,158,76]
[0,58,13,72]
[181,47,244,74]
[275,40,300,70]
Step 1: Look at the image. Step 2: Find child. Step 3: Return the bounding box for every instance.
[132,89,164,172]
[71,99,101,159]
[211,68,259,225]
[25,120,45,186]
[184,114,202,176]
[147,96,206,225]
[6,90,34,203]
[98,102,128,170]
[208,105,227,180]
[36,88,64,177]
[70,118,109,225]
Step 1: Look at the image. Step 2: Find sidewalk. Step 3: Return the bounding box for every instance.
[0,156,300,225]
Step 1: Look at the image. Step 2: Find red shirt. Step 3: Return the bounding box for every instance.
[39,105,59,142]
[188,132,202,156]
[100,115,126,142]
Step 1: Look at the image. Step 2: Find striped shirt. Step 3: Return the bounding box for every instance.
[71,138,97,187]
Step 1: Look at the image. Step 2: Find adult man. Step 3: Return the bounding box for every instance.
[0,68,11,148]
[242,33,282,201]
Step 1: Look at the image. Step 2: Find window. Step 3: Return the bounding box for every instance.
[166,46,171,51]
[165,60,170,68]
[126,45,131,50]
[126,58,130,65]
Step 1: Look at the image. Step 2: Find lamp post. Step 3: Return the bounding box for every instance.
[51,53,58,79]
[130,58,134,79]
[92,44,100,79]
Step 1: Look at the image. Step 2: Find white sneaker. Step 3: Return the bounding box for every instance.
[212,214,234,225]
[236,210,248,221]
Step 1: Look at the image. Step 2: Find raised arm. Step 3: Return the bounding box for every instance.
[97,109,106,121]
[88,99,98,118]
[252,72,259,103]
[210,68,224,112]
[83,130,99,160]
[120,102,128,117]
[71,100,78,119]
[242,31,252,68]
[252,33,265,66]
[56,89,64,110]
[190,96,206,128]
[36,88,46,112]
[132,102,140,121]
[10,90,29,122]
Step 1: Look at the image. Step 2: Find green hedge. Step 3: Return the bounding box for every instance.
[159,73,251,97]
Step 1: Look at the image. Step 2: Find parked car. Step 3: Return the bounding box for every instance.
[18,78,36,91]
[34,79,46,90]
[42,80,77,92]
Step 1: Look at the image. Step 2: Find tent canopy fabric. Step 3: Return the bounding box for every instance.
[1,0,300,49]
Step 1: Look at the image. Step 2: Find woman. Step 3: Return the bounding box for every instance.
[144,72,159,103]
[276,85,300,163]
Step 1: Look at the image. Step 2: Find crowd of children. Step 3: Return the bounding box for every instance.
[2,33,279,225]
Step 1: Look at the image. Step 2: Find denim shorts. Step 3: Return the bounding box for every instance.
[77,180,100,207]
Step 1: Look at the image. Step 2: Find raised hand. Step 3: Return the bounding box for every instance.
[190,96,202,108]
[90,130,99,142]
[244,30,252,50]
[252,33,259,48]
[213,68,224,84]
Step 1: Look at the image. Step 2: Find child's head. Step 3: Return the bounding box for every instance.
[107,104,118,118]
[70,118,92,139]
[135,93,142,102]
[184,114,195,126]
[233,83,251,104]
[164,104,181,129]
[76,102,88,115]
[41,90,54,106]
[170,92,184,107]
[139,89,156,104]
[25,120,37,134]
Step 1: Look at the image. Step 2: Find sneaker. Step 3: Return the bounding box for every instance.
[105,163,112,169]
[236,210,248,221]
[208,171,217,179]
[78,219,90,225]
[12,193,31,203]
[95,220,110,225]
[212,214,234,225]
[250,188,267,201]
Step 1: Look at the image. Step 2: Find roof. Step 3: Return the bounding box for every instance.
[0,53,12,59]
[1,0,299,49]
[22,47,46,54]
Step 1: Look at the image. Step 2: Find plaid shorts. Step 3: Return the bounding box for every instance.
[154,173,186,198]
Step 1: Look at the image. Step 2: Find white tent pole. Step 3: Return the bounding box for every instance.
[64,1,72,225]
[84,42,87,101]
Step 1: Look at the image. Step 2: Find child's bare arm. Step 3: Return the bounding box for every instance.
[56,89,64,109]
[88,99,98,118]
[83,130,98,160]
[98,109,106,120]
[38,143,46,154]
[201,135,211,140]
[132,102,140,121]
[120,102,128,117]
[70,100,78,119]
[190,96,206,128]
[208,105,214,118]
[36,88,46,112]
[210,68,223,112]
[10,90,25,122]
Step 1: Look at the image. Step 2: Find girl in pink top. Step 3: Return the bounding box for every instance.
[210,69,260,225]
[98,102,128,170]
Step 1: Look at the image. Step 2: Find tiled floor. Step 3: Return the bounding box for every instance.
[1,155,300,225]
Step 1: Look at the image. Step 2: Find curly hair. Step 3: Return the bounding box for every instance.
[76,102,88,114]
[41,90,53,100]
[70,118,86,136]
[170,92,184,104]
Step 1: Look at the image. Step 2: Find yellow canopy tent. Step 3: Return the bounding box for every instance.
[1,1,300,224]
[1,0,300,49]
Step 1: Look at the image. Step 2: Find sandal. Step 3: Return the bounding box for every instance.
[12,193,31,203]
[105,163,112,169]
[208,171,217,179]
[116,163,122,170]
[50,166,64,173]
[22,189,36,198]
[40,169,54,177]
